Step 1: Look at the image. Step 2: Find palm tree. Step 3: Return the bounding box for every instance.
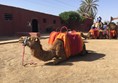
[78,0,99,19]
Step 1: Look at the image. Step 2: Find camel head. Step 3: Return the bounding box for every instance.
[19,36,40,48]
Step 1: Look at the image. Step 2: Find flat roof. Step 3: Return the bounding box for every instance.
[0,4,59,17]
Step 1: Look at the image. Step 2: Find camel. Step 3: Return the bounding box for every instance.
[108,22,118,39]
[109,17,118,39]
[86,28,100,39]
[19,36,87,65]
[87,17,118,39]
[98,30,109,39]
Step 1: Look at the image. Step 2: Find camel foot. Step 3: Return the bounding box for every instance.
[23,61,37,67]
[53,57,66,65]
[29,62,37,65]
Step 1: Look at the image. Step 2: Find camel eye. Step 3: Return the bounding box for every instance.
[35,38,38,41]
[27,37,32,40]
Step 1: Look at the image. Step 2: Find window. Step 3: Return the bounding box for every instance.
[4,13,13,20]
[43,18,47,23]
[53,20,56,24]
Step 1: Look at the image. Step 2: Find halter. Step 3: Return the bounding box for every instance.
[23,36,29,46]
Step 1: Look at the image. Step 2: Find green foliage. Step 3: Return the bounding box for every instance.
[77,0,99,19]
[59,11,81,29]
[80,16,86,22]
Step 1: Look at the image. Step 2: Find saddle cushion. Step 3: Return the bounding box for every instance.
[110,30,116,37]
[89,29,99,38]
[48,31,59,45]
[48,31,83,58]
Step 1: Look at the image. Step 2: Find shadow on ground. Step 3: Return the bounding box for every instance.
[45,50,106,66]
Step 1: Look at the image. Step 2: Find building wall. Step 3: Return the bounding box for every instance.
[79,18,93,32]
[0,4,61,36]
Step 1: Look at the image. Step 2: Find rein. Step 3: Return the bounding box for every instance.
[21,37,28,66]
[22,45,25,66]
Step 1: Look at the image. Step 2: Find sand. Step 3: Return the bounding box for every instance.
[0,38,118,83]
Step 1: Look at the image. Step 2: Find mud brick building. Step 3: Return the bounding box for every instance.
[0,4,93,36]
[0,4,61,36]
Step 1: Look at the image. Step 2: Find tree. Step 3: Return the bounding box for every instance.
[59,11,81,29]
[78,0,99,19]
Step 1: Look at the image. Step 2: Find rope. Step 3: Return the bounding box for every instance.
[21,45,37,66]
[22,45,25,66]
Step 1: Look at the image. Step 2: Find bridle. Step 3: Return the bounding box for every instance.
[23,36,29,46]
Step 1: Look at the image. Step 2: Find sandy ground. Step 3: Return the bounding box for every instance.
[0,38,118,83]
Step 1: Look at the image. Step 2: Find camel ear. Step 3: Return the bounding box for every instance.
[20,36,26,40]
[35,38,39,41]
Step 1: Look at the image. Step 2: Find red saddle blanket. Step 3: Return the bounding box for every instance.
[48,31,83,58]
[110,30,116,37]
[89,29,99,38]
[48,31,59,45]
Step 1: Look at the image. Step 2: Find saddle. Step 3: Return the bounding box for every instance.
[48,26,83,58]
[89,28,99,38]
[110,30,117,37]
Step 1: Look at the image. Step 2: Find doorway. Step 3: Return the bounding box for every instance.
[31,19,38,32]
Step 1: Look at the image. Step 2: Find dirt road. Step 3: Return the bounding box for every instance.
[0,39,118,83]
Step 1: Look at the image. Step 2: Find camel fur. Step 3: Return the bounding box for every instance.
[108,22,118,39]
[19,36,87,65]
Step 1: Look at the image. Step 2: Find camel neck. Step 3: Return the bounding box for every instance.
[30,42,55,61]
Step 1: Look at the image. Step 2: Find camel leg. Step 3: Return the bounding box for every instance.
[53,56,66,65]
[53,47,67,65]
[87,32,90,39]
[53,39,67,65]
[80,44,88,56]
[81,32,88,39]
[87,32,93,39]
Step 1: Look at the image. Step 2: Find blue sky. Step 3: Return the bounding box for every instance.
[0,0,118,22]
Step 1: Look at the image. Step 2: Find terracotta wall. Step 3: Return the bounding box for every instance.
[0,4,61,36]
[78,18,93,32]
[0,4,93,36]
